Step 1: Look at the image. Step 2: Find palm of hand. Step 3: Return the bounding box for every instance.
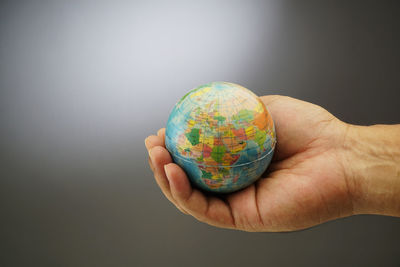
[145,95,353,232]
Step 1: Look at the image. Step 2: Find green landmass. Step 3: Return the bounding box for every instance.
[211,145,226,163]
[185,128,200,146]
[201,170,212,179]
[214,115,226,122]
[220,168,230,176]
[254,129,266,149]
[232,109,254,123]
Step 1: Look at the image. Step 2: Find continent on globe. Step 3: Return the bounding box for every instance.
[165,81,276,193]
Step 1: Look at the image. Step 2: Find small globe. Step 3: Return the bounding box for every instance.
[165,82,276,193]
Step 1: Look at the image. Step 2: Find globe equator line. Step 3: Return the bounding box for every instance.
[166,136,277,168]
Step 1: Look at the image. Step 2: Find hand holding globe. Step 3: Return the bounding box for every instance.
[145,84,400,232]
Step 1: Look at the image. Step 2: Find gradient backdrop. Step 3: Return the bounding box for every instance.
[1,1,400,266]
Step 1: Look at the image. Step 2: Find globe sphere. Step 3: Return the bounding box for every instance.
[165,82,276,193]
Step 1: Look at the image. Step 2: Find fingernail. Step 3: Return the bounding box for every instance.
[144,137,150,150]
[164,164,171,181]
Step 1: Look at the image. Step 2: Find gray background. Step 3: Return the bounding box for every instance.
[1,0,399,266]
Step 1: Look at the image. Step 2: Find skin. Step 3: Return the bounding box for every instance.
[144,95,400,232]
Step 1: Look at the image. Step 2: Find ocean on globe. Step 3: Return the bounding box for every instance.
[165,82,276,193]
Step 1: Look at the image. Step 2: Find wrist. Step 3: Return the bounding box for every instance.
[342,124,400,216]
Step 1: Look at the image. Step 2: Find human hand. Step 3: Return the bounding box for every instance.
[145,95,400,232]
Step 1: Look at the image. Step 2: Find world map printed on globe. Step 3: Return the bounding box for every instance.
[165,82,276,193]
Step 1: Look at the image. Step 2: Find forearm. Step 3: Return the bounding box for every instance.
[343,124,400,216]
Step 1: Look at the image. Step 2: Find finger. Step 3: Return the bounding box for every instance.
[225,184,264,231]
[260,95,282,106]
[157,128,166,147]
[145,134,166,174]
[145,135,164,151]
[149,146,188,214]
[164,163,235,229]
[148,157,155,172]
[157,127,166,138]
